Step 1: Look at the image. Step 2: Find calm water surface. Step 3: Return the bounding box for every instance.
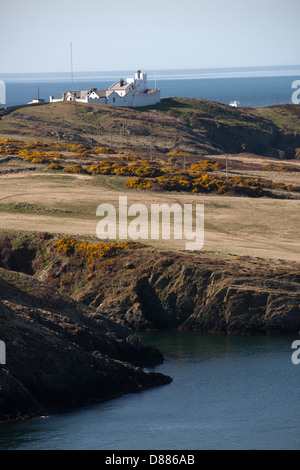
[1,65,300,108]
[0,331,299,450]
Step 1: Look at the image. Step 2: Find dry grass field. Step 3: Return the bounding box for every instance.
[0,165,299,262]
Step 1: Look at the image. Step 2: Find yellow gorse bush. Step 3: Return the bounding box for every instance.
[84,161,163,177]
[53,236,140,270]
[262,163,300,172]
[113,164,162,177]
[125,177,152,189]
[167,150,191,156]
[46,162,63,170]
[189,160,224,173]
[2,139,299,197]
[124,171,293,196]
[62,165,87,174]
[0,138,93,158]
[94,146,114,154]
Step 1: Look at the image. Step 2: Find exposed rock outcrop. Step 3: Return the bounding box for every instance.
[96,258,300,335]
[0,267,171,423]
[4,232,295,336]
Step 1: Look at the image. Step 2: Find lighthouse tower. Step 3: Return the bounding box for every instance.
[134,70,148,93]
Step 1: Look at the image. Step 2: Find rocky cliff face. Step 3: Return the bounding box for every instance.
[4,232,295,336]
[0,267,171,423]
[89,255,300,335]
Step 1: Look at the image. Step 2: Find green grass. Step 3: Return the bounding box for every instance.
[137,97,274,134]
[258,106,300,134]
[0,202,75,217]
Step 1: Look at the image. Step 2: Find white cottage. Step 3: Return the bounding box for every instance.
[50,70,160,107]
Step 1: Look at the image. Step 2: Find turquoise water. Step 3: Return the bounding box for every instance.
[1,65,300,108]
[0,331,299,450]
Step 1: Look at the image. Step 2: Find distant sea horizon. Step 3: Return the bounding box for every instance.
[1,64,300,108]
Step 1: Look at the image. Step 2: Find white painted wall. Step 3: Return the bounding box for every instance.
[50,70,160,107]
[131,89,160,107]
[88,96,107,104]
[49,95,88,103]
[50,96,63,102]
[105,88,160,107]
[134,71,147,93]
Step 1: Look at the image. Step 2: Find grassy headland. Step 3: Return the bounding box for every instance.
[1,98,300,157]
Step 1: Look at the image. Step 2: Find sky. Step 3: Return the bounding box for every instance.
[0,0,299,74]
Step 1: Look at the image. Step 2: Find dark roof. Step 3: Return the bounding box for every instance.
[109,81,132,91]
[89,89,109,98]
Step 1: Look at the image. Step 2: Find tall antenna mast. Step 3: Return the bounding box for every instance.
[70,42,74,92]
[70,42,78,114]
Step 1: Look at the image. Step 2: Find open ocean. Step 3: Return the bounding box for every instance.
[1,65,300,108]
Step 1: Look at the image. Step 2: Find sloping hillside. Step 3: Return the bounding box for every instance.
[0,98,300,158]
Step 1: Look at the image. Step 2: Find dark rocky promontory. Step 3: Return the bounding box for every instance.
[0,266,171,423]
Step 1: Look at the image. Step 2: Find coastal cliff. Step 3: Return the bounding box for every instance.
[1,232,299,336]
[0,261,171,423]
[61,247,300,335]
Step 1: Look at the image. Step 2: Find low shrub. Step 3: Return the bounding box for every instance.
[262,163,300,172]
[125,177,152,189]
[53,237,140,270]
[62,165,87,174]
[46,163,64,170]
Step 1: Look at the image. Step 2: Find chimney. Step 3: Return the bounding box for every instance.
[120,78,124,86]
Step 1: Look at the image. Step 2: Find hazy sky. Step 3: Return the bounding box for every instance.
[1,0,299,73]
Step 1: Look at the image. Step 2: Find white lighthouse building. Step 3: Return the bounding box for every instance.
[50,70,160,108]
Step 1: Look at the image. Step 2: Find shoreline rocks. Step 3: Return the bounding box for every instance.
[0,268,172,423]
